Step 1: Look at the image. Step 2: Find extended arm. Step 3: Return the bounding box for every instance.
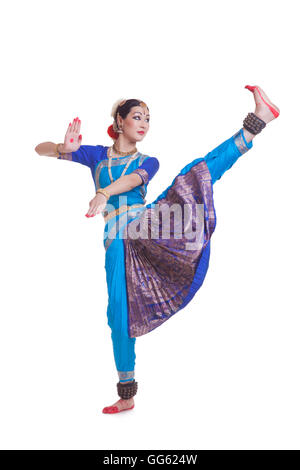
[101,173,143,198]
[85,157,159,218]
[35,142,61,157]
[35,118,82,159]
[95,156,159,202]
[85,173,147,218]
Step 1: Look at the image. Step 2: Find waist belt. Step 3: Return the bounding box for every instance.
[103,203,145,223]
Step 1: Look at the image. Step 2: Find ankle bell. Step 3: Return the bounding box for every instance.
[117,379,138,399]
[243,112,266,135]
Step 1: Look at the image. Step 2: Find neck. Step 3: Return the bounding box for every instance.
[113,135,137,153]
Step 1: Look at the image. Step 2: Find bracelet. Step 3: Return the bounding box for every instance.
[96,188,110,200]
[55,143,66,158]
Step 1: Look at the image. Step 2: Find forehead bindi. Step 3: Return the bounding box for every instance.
[132,108,150,117]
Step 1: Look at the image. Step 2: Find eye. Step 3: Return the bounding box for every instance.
[133,115,150,123]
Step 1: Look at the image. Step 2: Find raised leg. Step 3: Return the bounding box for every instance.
[203,85,280,184]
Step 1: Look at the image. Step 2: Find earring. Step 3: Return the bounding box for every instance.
[116,112,123,133]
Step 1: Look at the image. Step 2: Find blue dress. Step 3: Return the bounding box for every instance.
[58,129,252,383]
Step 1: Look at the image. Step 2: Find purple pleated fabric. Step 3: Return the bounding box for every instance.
[122,159,217,338]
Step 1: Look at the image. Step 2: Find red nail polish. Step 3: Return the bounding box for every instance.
[70,138,74,143]
[79,135,82,139]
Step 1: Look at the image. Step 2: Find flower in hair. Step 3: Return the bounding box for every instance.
[110,98,127,119]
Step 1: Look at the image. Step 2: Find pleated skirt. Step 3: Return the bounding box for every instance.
[104,157,217,339]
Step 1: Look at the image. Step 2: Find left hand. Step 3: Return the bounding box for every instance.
[85,193,108,218]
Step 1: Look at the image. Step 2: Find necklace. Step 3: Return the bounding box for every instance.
[112,143,137,156]
[107,147,138,183]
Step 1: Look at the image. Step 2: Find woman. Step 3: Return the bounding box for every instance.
[35,85,280,414]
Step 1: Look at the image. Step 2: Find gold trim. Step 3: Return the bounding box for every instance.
[233,129,249,155]
[107,149,138,184]
[94,150,141,191]
[103,203,145,223]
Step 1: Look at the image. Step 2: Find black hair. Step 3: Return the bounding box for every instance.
[115,99,149,121]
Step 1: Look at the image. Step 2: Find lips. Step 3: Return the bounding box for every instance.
[138,131,145,135]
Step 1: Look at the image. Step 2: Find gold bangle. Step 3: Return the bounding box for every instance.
[96,188,110,200]
[56,143,66,157]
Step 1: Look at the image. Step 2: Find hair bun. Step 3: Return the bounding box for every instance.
[111,98,127,119]
[107,124,118,140]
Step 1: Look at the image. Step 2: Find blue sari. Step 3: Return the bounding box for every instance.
[58,129,252,383]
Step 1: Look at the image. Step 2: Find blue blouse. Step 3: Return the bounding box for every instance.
[59,145,159,211]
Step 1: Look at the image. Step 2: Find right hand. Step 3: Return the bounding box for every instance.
[61,117,82,153]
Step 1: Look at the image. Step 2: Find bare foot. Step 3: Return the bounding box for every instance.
[102,397,135,414]
[245,85,280,124]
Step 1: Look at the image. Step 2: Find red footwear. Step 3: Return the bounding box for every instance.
[245,85,280,118]
[102,404,135,414]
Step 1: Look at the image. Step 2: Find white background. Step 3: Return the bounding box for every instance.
[1,0,299,450]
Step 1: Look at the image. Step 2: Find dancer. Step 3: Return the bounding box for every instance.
[35,85,279,414]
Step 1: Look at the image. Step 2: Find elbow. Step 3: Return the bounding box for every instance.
[35,145,42,155]
[128,173,143,189]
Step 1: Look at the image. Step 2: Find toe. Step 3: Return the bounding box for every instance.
[110,406,119,413]
[102,405,119,413]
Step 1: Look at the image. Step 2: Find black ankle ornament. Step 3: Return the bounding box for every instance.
[243,112,266,135]
[117,380,138,399]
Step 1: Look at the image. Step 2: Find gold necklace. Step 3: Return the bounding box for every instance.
[107,147,138,183]
[112,143,137,156]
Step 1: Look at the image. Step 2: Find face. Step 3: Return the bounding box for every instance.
[118,105,150,142]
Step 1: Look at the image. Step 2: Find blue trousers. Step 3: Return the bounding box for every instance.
[104,225,136,383]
